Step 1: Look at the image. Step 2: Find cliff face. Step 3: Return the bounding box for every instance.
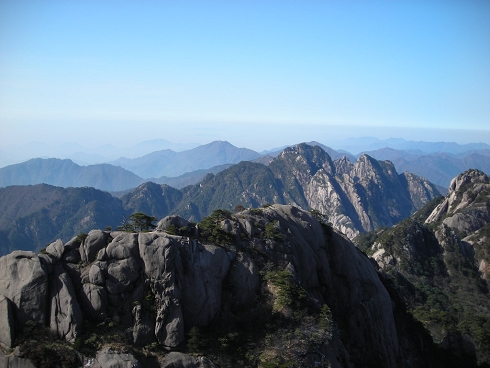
[359,170,490,366]
[425,169,490,279]
[0,204,465,368]
[267,144,439,238]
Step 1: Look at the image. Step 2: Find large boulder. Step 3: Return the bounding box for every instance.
[0,251,48,327]
[157,215,190,232]
[80,230,109,264]
[48,266,83,342]
[179,240,231,328]
[106,232,139,260]
[161,352,217,368]
[79,283,107,320]
[91,347,141,368]
[45,239,65,261]
[139,233,185,347]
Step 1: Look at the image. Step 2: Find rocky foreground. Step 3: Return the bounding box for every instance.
[0,203,481,367]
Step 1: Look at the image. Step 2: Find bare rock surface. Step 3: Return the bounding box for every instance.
[0,202,461,367]
[90,347,141,368]
[161,352,217,368]
[0,251,48,326]
[48,265,83,342]
[0,295,15,348]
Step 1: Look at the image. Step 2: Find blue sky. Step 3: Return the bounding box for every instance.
[1,0,489,152]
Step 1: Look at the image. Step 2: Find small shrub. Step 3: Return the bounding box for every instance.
[76,232,88,243]
[264,221,283,242]
[265,270,306,311]
[250,208,263,215]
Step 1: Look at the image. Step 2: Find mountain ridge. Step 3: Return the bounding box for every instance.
[109,140,261,178]
[0,203,480,367]
[2,139,489,192]
[0,144,441,255]
[355,169,490,365]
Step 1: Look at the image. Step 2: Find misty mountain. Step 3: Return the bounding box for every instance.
[0,139,201,168]
[0,158,145,192]
[110,140,261,178]
[153,163,233,189]
[0,144,441,254]
[0,184,127,255]
[362,148,490,188]
[126,144,440,238]
[337,137,490,155]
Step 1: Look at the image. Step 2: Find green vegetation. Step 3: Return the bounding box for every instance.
[198,209,235,245]
[75,232,88,243]
[118,212,157,232]
[265,270,306,312]
[264,221,283,242]
[360,210,490,365]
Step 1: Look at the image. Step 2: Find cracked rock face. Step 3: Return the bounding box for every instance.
[0,204,439,367]
[269,144,440,239]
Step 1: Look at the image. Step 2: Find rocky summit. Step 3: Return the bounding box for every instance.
[0,204,476,368]
[357,169,490,366]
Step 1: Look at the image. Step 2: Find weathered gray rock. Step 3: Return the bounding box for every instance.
[0,251,48,326]
[157,215,190,232]
[324,232,400,367]
[64,235,81,249]
[0,349,36,368]
[139,232,185,347]
[161,352,217,368]
[81,230,109,264]
[89,262,106,286]
[0,295,15,348]
[132,304,155,346]
[45,238,65,260]
[426,169,490,224]
[91,347,141,368]
[62,248,81,263]
[80,283,107,319]
[180,240,231,327]
[107,232,139,260]
[37,253,54,274]
[49,265,83,342]
[227,252,260,306]
[106,257,140,294]
[155,295,184,348]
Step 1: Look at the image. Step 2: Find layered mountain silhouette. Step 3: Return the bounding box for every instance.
[0,151,489,367]
[0,158,145,192]
[109,140,261,178]
[0,184,125,255]
[0,144,440,255]
[1,140,489,193]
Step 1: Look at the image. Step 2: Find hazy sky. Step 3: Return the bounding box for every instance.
[1,0,489,152]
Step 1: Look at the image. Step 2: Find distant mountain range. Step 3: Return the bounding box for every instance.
[0,144,441,254]
[361,147,490,188]
[109,140,261,178]
[1,139,489,193]
[0,139,200,167]
[0,184,125,255]
[0,158,145,192]
[335,137,490,154]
